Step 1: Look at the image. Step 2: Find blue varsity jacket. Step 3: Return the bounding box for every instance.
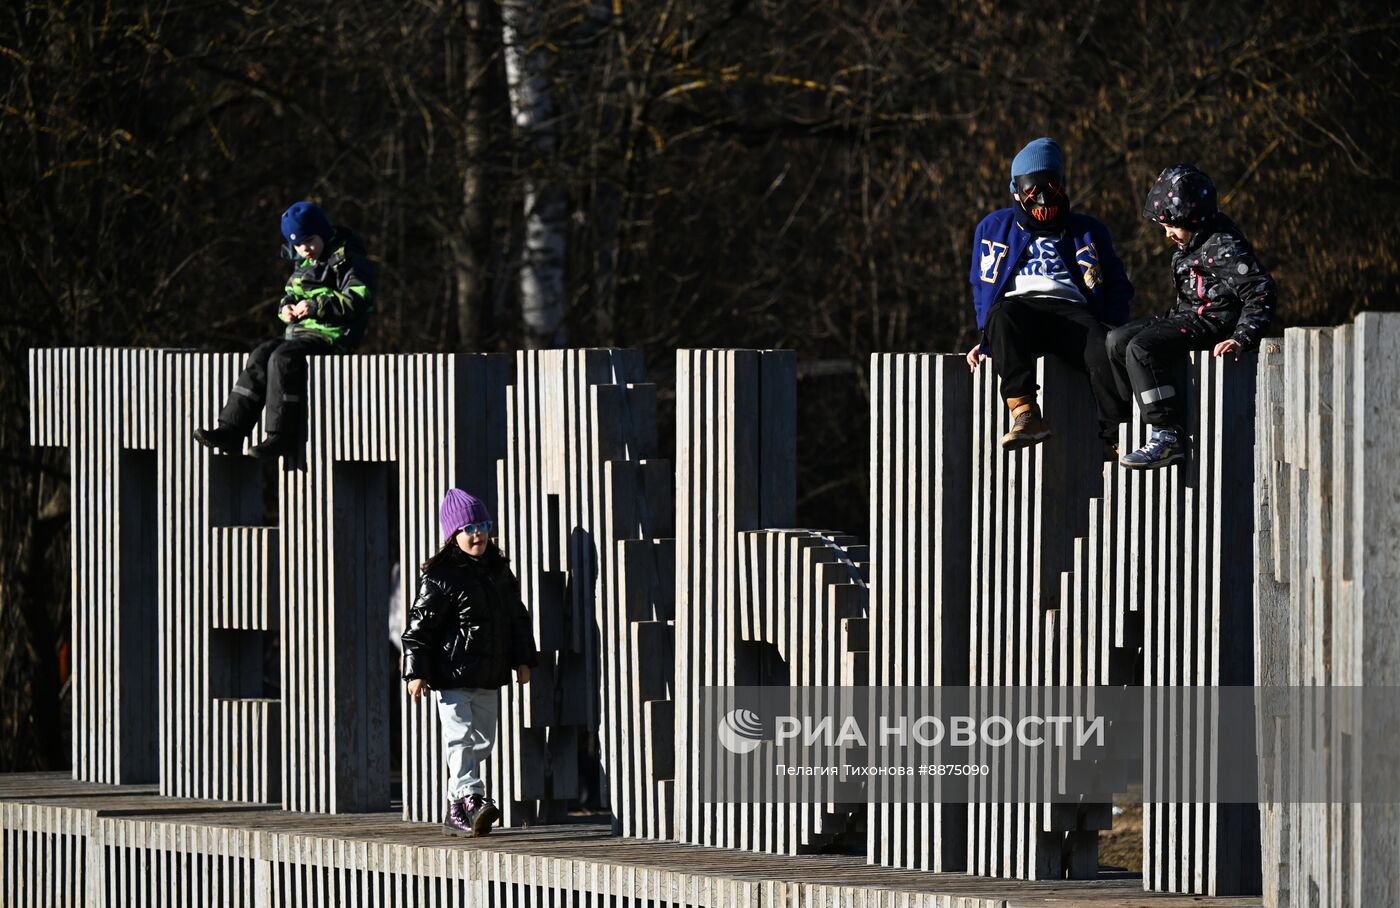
[968,208,1133,343]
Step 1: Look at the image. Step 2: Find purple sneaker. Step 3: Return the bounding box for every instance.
[441,798,472,837]
[466,794,501,837]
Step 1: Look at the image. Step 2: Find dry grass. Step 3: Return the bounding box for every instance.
[1098,798,1144,873]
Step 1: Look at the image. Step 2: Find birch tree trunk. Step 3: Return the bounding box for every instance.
[501,0,568,348]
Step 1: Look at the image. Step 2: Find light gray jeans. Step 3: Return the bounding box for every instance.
[436,687,500,800]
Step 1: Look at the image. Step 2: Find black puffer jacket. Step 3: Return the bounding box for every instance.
[1167,214,1277,348]
[401,544,538,690]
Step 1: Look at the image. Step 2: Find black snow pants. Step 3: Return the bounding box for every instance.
[984,295,1130,442]
[217,335,334,438]
[1106,314,1232,429]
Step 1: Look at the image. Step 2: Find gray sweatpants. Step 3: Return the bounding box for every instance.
[436,687,500,799]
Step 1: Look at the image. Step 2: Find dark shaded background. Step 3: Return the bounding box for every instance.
[4,0,1398,771]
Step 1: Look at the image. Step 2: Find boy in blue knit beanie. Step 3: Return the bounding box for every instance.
[966,138,1135,457]
[194,200,375,459]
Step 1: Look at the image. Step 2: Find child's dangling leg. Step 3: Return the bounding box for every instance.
[193,338,285,452]
[1114,316,1216,469]
[251,336,331,459]
[984,299,1054,450]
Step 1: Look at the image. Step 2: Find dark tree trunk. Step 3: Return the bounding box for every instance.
[452,0,509,351]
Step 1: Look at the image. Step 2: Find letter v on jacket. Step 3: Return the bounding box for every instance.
[968,208,1134,342]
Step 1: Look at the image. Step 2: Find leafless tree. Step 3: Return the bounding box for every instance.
[2,0,1398,773]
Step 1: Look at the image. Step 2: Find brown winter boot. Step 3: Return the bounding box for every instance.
[1001,395,1052,450]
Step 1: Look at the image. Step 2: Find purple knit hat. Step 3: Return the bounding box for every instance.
[438,488,491,541]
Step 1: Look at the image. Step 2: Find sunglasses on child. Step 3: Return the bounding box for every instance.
[458,520,494,536]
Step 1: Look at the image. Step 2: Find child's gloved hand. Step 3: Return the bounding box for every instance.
[514,665,531,685]
[407,678,429,702]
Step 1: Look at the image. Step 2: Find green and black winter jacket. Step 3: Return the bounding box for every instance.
[279,227,375,348]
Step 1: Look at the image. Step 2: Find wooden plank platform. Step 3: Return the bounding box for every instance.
[1,773,1261,907]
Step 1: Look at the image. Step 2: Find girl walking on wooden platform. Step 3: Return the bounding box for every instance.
[402,489,538,836]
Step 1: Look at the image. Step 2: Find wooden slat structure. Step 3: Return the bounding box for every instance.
[159,352,281,805]
[491,348,672,831]
[20,327,1400,904]
[866,353,972,872]
[30,349,512,814]
[27,348,162,787]
[960,351,1259,892]
[288,354,511,815]
[967,356,1107,880]
[673,349,798,850]
[0,773,1266,908]
[1253,315,1400,908]
[385,353,513,823]
[728,528,868,854]
[1137,353,1259,896]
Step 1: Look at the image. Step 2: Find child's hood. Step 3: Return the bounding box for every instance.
[324,226,368,263]
[1179,213,1244,256]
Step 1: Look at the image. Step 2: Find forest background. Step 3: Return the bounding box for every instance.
[3,0,1398,772]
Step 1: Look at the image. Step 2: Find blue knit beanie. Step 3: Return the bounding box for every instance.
[280,201,333,244]
[1008,138,1065,195]
[439,488,491,541]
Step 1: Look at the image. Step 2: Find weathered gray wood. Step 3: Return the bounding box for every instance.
[0,772,1269,908]
[968,356,1104,881]
[958,350,1260,892]
[29,350,514,814]
[675,349,813,851]
[24,325,1397,901]
[1251,315,1400,908]
[1352,314,1400,908]
[489,348,671,836]
[26,349,162,787]
[866,353,971,872]
[720,527,866,855]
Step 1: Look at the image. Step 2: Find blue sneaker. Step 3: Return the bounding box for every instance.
[1119,426,1188,470]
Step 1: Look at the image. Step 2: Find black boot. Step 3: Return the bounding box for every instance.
[193,424,245,453]
[441,798,472,837]
[466,794,501,836]
[250,432,296,460]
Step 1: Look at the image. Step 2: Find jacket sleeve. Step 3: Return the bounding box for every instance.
[506,571,539,669]
[1094,224,1134,327]
[1208,237,1277,348]
[969,219,990,347]
[401,573,449,682]
[276,293,296,324]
